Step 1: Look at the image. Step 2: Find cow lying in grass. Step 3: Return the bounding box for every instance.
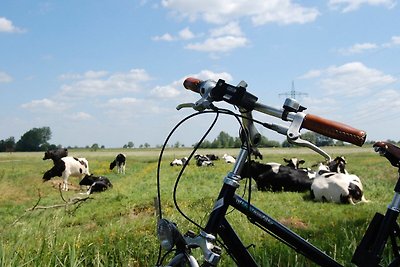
[222,154,236,164]
[43,156,90,191]
[79,174,113,195]
[240,160,313,192]
[310,172,368,204]
[170,157,188,166]
[194,154,214,166]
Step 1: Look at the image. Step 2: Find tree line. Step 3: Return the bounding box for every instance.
[0,127,55,152]
[0,126,389,152]
[194,131,339,148]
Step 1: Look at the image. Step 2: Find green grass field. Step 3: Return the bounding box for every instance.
[0,146,398,266]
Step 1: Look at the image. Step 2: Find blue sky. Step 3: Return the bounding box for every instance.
[1,0,399,148]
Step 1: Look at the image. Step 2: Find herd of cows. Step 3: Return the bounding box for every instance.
[41,148,367,204]
[42,148,125,194]
[170,152,368,204]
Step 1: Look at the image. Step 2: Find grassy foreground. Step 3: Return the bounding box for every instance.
[0,146,398,266]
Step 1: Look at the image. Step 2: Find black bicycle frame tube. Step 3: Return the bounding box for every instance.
[231,194,343,267]
[366,188,400,264]
[204,147,249,233]
[202,146,343,266]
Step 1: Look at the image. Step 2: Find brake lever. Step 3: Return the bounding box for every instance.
[176,99,214,111]
[176,103,196,110]
[287,112,332,161]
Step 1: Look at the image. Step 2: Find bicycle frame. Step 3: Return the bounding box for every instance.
[158,131,400,266]
[202,146,343,267]
[194,145,400,267]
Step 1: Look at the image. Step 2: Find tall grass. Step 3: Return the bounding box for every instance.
[0,147,398,266]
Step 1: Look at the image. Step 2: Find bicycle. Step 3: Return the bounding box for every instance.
[155,77,400,266]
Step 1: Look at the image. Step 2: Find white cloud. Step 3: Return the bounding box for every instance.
[383,35,400,47]
[250,1,320,25]
[328,0,396,13]
[152,33,175,41]
[178,27,195,40]
[67,112,92,121]
[59,69,151,98]
[105,97,141,107]
[0,71,13,83]
[153,27,195,42]
[339,42,378,55]
[298,70,322,79]
[59,70,109,80]
[185,22,248,53]
[0,17,24,33]
[191,70,233,82]
[391,36,400,45]
[102,97,166,118]
[186,35,248,53]
[161,0,319,25]
[317,62,396,96]
[338,36,400,55]
[150,85,181,98]
[150,69,233,99]
[210,22,243,37]
[20,98,69,111]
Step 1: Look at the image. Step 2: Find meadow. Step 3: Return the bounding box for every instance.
[0,146,398,266]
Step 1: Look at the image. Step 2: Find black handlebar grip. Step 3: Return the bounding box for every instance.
[183,77,202,94]
[302,114,367,147]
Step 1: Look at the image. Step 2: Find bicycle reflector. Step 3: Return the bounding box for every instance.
[157,219,179,251]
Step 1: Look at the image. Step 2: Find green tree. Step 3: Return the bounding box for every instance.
[301,131,317,144]
[213,131,235,148]
[127,141,134,148]
[259,135,281,147]
[301,131,334,147]
[15,127,52,151]
[91,143,100,151]
[282,139,294,147]
[0,137,15,152]
[0,136,15,152]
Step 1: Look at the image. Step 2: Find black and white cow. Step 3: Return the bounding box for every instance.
[327,156,348,174]
[222,154,236,164]
[195,154,214,166]
[170,157,188,166]
[240,160,313,192]
[283,157,305,169]
[43,156,90,191]
[206,154,219,161]
[310,172,368,204]
[110,153,126,174]
[79,174,113,194]
[43,148,68,164]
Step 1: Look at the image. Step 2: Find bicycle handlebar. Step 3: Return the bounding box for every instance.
[183,77,202,94]
[302,114,366,147]
[182,77,367,147]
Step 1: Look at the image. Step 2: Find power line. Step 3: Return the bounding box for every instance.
[279,81,308,99]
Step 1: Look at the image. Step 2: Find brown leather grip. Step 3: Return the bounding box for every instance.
[302,114,367,146]
[183,77,202,94]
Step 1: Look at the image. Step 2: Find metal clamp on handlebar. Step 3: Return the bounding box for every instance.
[287,112,331,161]
[212,79,258,111]
[282,98,306,121]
